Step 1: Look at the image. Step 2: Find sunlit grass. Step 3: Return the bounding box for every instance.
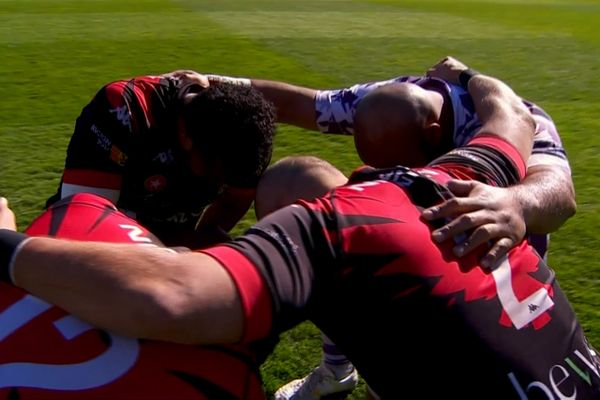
[1,1,598,397]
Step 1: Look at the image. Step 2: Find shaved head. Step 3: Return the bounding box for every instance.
[354,83,441,168]
[255,156,347,220]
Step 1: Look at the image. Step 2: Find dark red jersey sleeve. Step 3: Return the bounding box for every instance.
[200,245,273,342]
[424,135,526,187]
[201,199,338,342]
[58,76,174,199]
[61,80,136,192]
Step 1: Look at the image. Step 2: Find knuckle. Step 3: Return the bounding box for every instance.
[446,198,461,210]
[476,225,493,237]
[498,239,514,252]
[460,214,475,226]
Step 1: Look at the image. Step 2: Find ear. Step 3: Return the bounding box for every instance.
[423,122,443,147]
[178,118,194,151]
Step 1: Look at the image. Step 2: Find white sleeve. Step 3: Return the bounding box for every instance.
[314,76,422,134]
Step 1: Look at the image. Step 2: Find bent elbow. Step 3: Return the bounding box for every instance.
[565,188,577,220]
[560,170,577,220]
[125,286,235,345]
[110,285,196,343]
[512,103,537,137]
[142,299,200,344]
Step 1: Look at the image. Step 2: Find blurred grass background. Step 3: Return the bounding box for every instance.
[1,1,599,397]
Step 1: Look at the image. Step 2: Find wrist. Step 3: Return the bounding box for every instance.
[458,68,480,90]
[0,229,29,283]
[508,185,538,230]
[206,74,251,87]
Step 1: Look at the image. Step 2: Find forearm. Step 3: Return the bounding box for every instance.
[510,165,576,234]
[253,78,410,134]
[11,238,242,343]
[247,79,318,130]
[467,75,535,161]
[427,57,534,158]
[207,74,318,130]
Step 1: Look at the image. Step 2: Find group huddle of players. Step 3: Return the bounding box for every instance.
[0,57,599,399]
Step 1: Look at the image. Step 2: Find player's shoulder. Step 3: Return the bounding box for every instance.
[26,193,163,245]
[101,75,172,103]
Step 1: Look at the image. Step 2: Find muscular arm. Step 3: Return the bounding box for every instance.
[207,74,318,130]
[427,57,535,161]
[465,74,535,162]
[11,238,244,344]
[424,57,573,264]
[250,79,318,130]
[424,164,575,264]
[209,74,412,134]
[502,164,575,234]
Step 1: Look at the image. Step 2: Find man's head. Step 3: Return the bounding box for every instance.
[179,83,276,188]
[255,156,347,220]
[354,83,443,168]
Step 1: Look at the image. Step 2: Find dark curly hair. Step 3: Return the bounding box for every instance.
[180,83,276,187]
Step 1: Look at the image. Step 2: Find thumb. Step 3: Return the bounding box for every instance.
[446,180,478,197]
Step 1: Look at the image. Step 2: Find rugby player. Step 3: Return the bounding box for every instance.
[210,57,576,398]
[0,193,265,399]
[209,56,575,263]
[2,71,599,399]
[47,70,276,248]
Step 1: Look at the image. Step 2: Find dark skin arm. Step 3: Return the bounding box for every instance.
[423,57,575,267]
[250,79,318,130]
[207,75,319,130]
[424,165,575,267]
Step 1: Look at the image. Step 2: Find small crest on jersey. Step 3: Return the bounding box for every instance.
[145,175,167,192]
[109,105,132,130]
[110,145,128,166]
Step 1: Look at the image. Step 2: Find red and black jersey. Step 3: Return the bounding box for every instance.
[0,194,264,399]
[203,138,600,398]
[47,76,222,238]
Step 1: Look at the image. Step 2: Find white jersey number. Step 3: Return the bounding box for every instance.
[492,255,554,329]
[119,224,152,243]
[0,295,139,390]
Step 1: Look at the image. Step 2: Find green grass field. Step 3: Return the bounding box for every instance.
[1,0,599,397]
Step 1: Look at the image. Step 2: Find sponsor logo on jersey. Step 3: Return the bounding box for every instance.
[109,105,131,130]
[144,175,167,192]
[110,145,128,166]
[508,347,600,399]
[91,124,111,151]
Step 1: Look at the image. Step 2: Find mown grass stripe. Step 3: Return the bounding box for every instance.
[203,10,568,39]
[1,2,599,399]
